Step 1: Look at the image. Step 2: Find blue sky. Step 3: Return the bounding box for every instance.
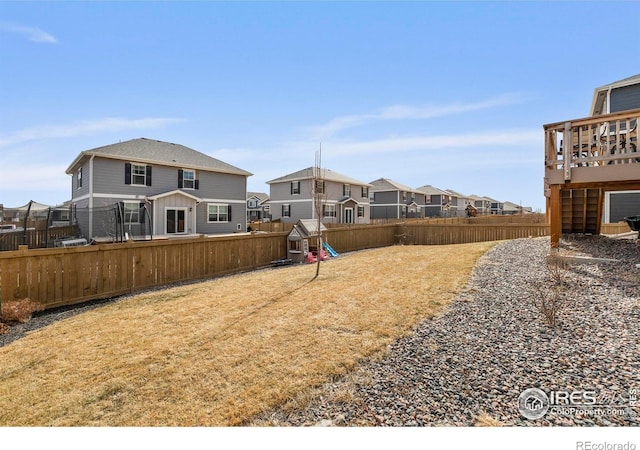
[1,1,638,211]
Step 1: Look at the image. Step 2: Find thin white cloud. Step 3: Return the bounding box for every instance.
[307,93,532,138]
[0,117,187,147]
[309,129,541,157]
[0,20,57,43]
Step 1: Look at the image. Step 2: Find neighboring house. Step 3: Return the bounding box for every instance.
[416,185,457,217]
[444,189,471,217]
[488,197,504,215]
[247,192,270,222]
[267,167,371,224]
[65,138,252,239]
[591,74,640,224]
[369,178,426,220]
[468,195,492,215]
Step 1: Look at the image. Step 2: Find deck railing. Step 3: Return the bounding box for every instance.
[544,108,640,183]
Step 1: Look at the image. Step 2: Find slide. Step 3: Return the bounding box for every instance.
[323,242,339,257]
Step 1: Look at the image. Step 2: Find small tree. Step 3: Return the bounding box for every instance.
[529,251,571,327]
[311,146,326,279]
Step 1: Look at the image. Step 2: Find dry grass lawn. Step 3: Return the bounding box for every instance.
[0,242,495,426]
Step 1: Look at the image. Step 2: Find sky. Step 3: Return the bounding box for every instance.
[1,1,639,212]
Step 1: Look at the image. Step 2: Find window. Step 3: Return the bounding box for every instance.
[132,164,146,185]
[323,204,336,218]
[182,170,195,189]
[178,169,198,189]
[123,202,140,224]
[282,204,291,217]
[208,204,230,222]
[248,200,257,208]
[315,180,325,194]
[361,186,368,198]
[357,206,365,217]
[343,184,351,197]
[77,168,83,189]
[291,181,300,195]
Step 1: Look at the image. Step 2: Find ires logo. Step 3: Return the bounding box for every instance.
[518,388,600,420]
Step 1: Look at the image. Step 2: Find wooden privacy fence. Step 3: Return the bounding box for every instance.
[402,223,549,245]
[0,232,287,310]
[0,222,549,311]
[0,225,79,252]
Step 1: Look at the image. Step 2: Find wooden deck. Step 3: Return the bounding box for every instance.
[544,108,640,246]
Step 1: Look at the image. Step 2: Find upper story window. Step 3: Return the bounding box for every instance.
[125,163,152,186]
[178,169,198,190]
[361,186,368,198]
[291,181,301,195]
[248,199,258,208]
[77,168,83,189]
[343,184,351,197]
[132,164,146,185]
[314,180,325,194]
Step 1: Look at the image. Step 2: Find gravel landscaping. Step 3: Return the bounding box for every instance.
[251,235,640,426]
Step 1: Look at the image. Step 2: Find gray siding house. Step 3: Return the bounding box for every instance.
[416,185,457,217]
[247,192,270,222]
[267,167,371,224]
[369,178,426,220]
[591,74,640,224]
[65,138,252,240]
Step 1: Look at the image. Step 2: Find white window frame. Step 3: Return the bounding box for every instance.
[343,184,351,197]
[207,204,229,223]
[123,201,140,224]
[182,169,195,189]
[282,204,291,217]
[361,186,368,198]
[77,168,83,189]
[291,181,301,195]
[323,204,336,218]
[131,164,147,186]
[357,205,365,217]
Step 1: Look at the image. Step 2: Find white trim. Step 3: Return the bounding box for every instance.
[267,199,314,204]
[92,193,148,200]
[72,193,91,202]
[199,198,246,204]
[148,189,201,202]
[165,207,189,234]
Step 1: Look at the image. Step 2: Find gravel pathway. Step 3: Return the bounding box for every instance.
[250,235,640,426]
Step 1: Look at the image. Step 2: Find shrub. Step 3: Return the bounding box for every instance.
[1,298,44,324]
[529,251,571,327]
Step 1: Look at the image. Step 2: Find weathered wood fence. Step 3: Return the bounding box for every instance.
[0,222,549,310]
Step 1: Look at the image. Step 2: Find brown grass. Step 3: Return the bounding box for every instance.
[0,242,494,426]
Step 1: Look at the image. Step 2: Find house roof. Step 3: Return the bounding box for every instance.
[147,189,202,203]
[369,178,418,193]
[444,189,468,198]
[416,185,452,196]
[266,167,372,187]
[590,73,640,116]
[247,192,269,203]
[65,138,252,176]
[292,219,327,238]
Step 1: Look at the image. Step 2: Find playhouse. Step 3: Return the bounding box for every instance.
[287,219,328,264]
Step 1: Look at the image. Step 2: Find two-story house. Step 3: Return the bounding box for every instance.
[468,195,492,215]
[246,192,270,222]
[369,178,426,220]
[267,167,371,224]
[444,189,471,217]
[65,138,252,239]
[591,74,640,225]
[416,185,457,217]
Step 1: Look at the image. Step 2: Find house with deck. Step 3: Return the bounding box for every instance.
[267,167,371,224]
[369,178,426,220]
[544,74,640,246]
[65,138,252,240]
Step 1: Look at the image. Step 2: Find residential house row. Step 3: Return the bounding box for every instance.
[46,138,531,241]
